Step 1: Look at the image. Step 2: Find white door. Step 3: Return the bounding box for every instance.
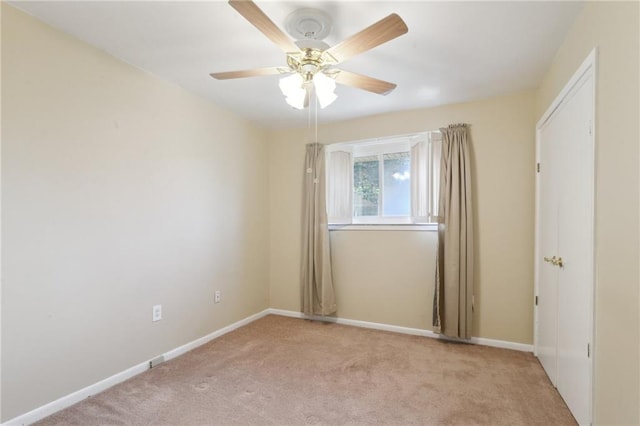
[535,52,594,426]
[537,104,561,384]
[555,73,594,426]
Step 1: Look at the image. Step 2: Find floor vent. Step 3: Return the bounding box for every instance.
[149,356,165,369]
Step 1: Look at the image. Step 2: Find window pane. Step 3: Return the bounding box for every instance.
[353,156,379,216]
[383,152,410,216]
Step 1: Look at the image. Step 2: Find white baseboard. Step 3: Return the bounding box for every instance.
[469,336,532,352]
[267,308,533,353]
[4,309,272,426]
[4,361,150,426]
[6,308,531,425]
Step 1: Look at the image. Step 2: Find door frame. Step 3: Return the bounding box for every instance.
[534,47,596,423]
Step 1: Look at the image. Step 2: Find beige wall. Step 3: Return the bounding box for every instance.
[536,2,640,424]
[269,90,537,344]
[330,230,436,329]
[1,5,269,421]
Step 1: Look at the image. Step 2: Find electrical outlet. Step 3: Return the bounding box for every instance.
[152,305,162,322]
[214,290,221,304]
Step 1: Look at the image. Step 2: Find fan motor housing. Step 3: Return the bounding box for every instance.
[287,48,337,81]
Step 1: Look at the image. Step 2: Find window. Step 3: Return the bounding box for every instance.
[326,131,441,226]
[352,151,411,221]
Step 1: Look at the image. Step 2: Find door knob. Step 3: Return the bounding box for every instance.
[543,256,564,267]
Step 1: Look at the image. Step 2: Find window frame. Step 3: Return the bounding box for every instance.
[326,131,441,228]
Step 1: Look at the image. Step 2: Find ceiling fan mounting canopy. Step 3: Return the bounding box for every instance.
[285,8,332,41]
[210,0,408,105]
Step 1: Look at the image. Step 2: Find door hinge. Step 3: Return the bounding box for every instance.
[536,162,540,173]
[535,295,538,306]
[587,343,590,358]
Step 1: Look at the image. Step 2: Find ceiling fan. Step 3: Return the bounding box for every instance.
[210,0,408,109]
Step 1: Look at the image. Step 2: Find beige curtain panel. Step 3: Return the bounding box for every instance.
[433,124,474,339]
[301,143,337,316]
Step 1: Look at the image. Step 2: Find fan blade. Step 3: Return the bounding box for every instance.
[325,14,408,63]
[229,0,299,53]
[333,70,397,95]
[210,67,286,80]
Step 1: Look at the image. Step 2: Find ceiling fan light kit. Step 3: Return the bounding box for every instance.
[278,73,306,109]
[280,45,339,110]
[313,72,338,108]
[210,0,408,110]
[278,70,337,110]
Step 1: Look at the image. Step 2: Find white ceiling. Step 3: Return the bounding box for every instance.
[10,1,583,129]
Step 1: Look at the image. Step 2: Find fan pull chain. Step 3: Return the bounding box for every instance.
[307,91,311,142]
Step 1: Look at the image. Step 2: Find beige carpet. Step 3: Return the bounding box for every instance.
[36,315,575,425]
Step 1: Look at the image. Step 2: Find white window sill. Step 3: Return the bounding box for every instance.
[328,224,437,231]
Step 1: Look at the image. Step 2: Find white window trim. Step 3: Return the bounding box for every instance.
[329,224,437,231]
[352,215,412,225]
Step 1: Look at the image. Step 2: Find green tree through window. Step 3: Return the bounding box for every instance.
[353,156,379,216]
